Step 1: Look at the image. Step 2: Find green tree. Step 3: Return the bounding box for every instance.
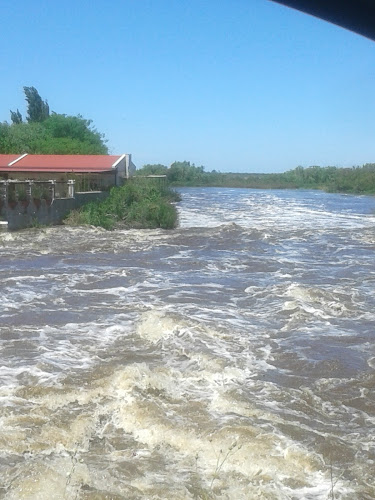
[1,87,108,155]
[10,109,23,124]
[0,117,108,155]
[136,164,168,175]
[167,161,207,184]
[23,86,50,123]
[42,114,108,154]
[0,122,49,153]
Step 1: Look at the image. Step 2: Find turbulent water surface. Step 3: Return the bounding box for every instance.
[0,187,374,499]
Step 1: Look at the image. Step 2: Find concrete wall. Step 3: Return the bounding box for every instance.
[0,192,109,231]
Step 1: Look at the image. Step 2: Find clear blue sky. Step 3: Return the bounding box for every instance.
[1,0,375,172]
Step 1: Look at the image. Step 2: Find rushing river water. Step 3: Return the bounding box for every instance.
[0,187,374,500]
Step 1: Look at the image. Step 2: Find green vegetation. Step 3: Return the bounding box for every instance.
[64,180,180,230]
[283,164,375,194]
[1,87,107,154]
[22,86,50,123]
[136,161,375,194]
[16,186,28,201]
[31,183,50,200]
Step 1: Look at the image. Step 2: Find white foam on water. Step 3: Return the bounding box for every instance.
[281,283,355,326]
[178,188,375,235]
[136,309,181,343]
[0,289,46,312]
[2,274,48,283]
[0,364,58,387]
[35,318,134,367]
[0,351,359,499]
[0,316,136,392]
[102,363,355,498]
[3,456,91,500]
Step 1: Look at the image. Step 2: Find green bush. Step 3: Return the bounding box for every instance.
[64,180,179,230]
[16,186,28,201]
[124,197,177,229]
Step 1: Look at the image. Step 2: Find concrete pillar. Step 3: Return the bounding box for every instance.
[67,179,75,198]
[26,181,32,200]
[0,181,7,203]
[49,180,56,200]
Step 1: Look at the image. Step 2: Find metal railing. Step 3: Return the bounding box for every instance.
[0,180,75,204]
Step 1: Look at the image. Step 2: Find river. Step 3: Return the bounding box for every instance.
[0,187,374,499]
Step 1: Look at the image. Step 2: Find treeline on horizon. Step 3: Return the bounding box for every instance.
[136,161,375,195]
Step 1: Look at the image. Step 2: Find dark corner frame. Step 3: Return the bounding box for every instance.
[270,0,375,41]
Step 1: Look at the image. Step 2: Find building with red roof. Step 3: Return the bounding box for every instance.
[0,153,136,189]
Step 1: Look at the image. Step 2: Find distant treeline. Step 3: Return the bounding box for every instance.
[136,161,375,194]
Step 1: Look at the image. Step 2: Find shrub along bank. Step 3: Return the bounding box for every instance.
[64,180,180,230]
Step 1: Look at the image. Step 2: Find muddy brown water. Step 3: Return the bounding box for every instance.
[0,187,374,499]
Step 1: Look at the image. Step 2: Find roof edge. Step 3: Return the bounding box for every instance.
[112,154,127,169]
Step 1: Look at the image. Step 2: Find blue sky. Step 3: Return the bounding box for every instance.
[1,0,375,172]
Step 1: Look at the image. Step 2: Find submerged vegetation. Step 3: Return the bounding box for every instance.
[64,179,180,230]
[136,161,375,195]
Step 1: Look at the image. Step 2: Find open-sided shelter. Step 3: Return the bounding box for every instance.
[0,154,136,190]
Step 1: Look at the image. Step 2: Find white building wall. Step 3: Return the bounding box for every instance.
[125,154,137,178]
[113,154,137,185]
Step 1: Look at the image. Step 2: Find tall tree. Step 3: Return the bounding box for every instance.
[10,109,23,124]
[23,86,49,123]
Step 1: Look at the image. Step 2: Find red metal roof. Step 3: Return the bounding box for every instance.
[0,154,23,167]
[0,154,122,173]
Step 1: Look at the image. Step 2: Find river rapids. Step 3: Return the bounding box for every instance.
[0,187,374,499]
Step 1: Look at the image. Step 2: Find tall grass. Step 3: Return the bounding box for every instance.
[64,179,180,230]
